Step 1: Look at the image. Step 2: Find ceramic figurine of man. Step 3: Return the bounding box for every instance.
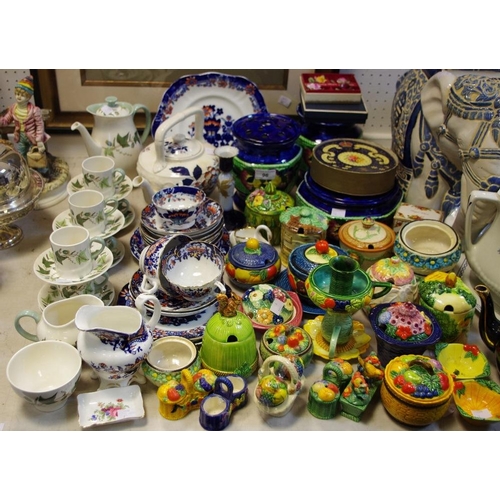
[0,75,50,161]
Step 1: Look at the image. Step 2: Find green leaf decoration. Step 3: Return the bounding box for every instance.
[133,131,140,144]
[76,251,90,265]
[100,178,111,189]
[104,147,115,157]
[105,139,113,147]
[116,132,130,148]
[36,265,51,275]
[72,179,85,189]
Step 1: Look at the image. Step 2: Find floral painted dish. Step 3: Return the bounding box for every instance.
[67,174,133,201]
[117,284,213,341]
[52,207,125,239]
[151,72,267,146]
[37,275,115,310]
[453,379,500,425]
[33,245,113,286]
[274,269,323,316]
[241,284,294,328]
[77,385,144,428]
[435,342,490,380]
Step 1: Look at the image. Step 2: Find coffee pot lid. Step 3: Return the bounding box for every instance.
[92,96,132,117]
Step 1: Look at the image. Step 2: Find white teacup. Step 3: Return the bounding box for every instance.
[68,189,118,236]
[49,226,106,280]
[82,156,126,199]
[15,294,104,346]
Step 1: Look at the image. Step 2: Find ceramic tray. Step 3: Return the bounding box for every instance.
[151,72,267,147]
[77,385,144,428]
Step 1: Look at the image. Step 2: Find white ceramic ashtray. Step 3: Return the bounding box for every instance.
[77,385,145,428]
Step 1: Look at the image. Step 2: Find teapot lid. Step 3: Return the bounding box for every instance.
[228,238,279,270]
[163,133,204,161]
[89,96,133,117]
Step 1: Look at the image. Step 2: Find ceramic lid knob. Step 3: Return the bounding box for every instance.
[95,96,130,116]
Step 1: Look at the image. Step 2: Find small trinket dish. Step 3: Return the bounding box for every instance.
[77,385,145,428]
[435,342,490,380]
[453,379,500,426]
[242,284,294,328]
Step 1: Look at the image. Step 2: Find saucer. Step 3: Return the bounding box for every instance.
[129,269,218,317]
[77,385,144,428]
[105,237,125,268]
[52,208,125,239]
[304,317,371,361]
[117,283,215,341]
[33,244,113,286]
[67,174,133,201]
[37,276,115,310]
[141,199,223,235]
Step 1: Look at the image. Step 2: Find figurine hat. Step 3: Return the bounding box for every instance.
[16,75,34,96]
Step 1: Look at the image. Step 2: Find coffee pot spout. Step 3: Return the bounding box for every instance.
[475,284,500,352]
[70,121,101,157]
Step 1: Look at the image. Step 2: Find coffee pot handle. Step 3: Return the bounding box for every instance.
[132,104,152,144]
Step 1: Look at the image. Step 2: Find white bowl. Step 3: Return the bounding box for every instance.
[6,340,82,412]
[393,220,462,276]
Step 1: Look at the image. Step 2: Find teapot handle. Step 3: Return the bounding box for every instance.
[153,106,205,166]
[464,189,498,249]
[132,104,152,144]
[371,281,393,300]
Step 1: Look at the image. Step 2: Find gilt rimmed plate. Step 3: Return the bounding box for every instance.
[117,284,214,341]
[33,245,113,286]
[77,385,144,429]
[151,72,267,147]
[52,208,125,239]
[67,174,133,201]
[37,276,115,310]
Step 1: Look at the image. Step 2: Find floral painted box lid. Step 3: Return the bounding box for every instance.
[393,202,444,233]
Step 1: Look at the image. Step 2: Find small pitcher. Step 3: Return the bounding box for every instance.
[75,296,161,390]
[15,295,104,346]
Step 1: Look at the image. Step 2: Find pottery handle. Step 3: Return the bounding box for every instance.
[153,106,205,168]
[132,104,152,144]
[464,190,497,249]
[214,376,234,400]
[371,281,392,300]
[14,310,41,342]
[256,224,272,243]
[135,293,161,329]
[260,355,300,393]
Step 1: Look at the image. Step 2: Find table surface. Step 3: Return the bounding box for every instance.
[1,133,499,432]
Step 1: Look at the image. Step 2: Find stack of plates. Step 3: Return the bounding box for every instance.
[130,197,230,260]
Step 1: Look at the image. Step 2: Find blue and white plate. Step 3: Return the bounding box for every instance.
[151,72,267,147]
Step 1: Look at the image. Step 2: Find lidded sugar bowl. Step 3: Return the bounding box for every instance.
[225,237,281,289]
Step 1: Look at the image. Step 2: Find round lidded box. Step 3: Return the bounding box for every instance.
[338,217,396,270]
[310,138,399,196]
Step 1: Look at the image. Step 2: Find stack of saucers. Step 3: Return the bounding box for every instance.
[129,197,230,260]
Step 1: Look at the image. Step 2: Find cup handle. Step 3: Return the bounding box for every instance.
[371,281,393,300]
[105,198,119,216]
[90,272,109,293]
[14,310,41,342]
[214,376,234,400]
[140,276,158,295]
[214,280,226,295]
[135,293,161,328]
[89,237,107,260]
[113,168,126,185]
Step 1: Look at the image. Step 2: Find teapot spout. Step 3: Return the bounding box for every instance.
[132,176,154,204]
[71,121,101,157]
[475,284,500,352]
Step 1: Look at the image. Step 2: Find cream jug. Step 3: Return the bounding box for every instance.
[75,294,161,389]
[71,96,151,178]
[14,295,104,346]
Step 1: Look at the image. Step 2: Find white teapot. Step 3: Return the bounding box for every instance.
[134,106,219,204]
[71,96,151,178]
